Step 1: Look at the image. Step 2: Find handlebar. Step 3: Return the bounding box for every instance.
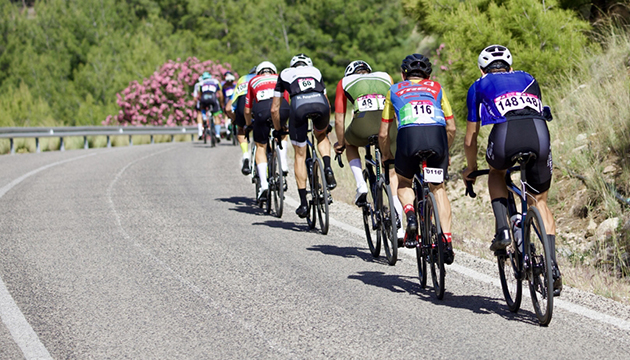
[272,129,289,149]
[464,169,490,198]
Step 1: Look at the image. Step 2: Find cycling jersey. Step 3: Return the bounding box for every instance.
[335,72,392,115]
[274,66,326,98]
[231,74,255,111]
[246,73,290,142]
[193,78,222,99]
[245,74,289,110]
[467,71,544,126]
[222,82,235,107]
[381,79,454,129]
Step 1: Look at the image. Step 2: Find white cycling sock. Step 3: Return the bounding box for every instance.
[394,195,403,220]
[197,123,203,137]
[279,140,289,172]
[349,159,366,191]
[258,163,268,189]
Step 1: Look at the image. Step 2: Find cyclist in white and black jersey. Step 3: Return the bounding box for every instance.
[271,54,336,218]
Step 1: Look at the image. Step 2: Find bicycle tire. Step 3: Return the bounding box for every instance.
[203,122,208,144]
[273,147,284,218]
[414,179,427,288]
[379,179,397,265]
[210,124,216,148]
[426,192,445,299]
[306,158,317,230]
[497,213,523,312]
[232,124,238,146]
[253,160,262,208]
[363,169,380,257]
[524,206,553,326]
[313,156,330,235]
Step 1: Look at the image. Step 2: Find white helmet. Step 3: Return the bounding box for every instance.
[478,44,512,70]
[290,53,312,67]
[344,60,372,77]
[224,73,235,82]
[256,61,277,75]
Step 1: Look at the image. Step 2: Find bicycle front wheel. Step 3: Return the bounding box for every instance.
[497,214,522,312]
[426,192,445,299]
[232,124,238,145]
[363,169,380,257]
[306,159,317,230]
[210,125,216,147]
[379,179,397,265]
[313,156,330,235]
[524,206,553,326]
[272,148,284,218]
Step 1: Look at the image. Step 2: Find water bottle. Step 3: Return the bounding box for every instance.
[510,214,523,253]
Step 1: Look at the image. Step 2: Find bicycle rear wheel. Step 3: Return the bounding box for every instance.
[414,181,427,288]
[363,169,380,257]
[272,148,284,218]
[379,179,397,265]
[426,192,445,299]
[232,124,238,145]
[203,122,208,144]
[253,161,262,208]
[313,156,330,235]
[524,206,553,326]
[306,158,317,230]
[210,124,217,147]
[497,215,522,312]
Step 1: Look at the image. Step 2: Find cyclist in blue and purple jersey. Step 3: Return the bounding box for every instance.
[226,67,256,174]
[193,72,224,141]
[222,72,236,140]
[461,45,561,295]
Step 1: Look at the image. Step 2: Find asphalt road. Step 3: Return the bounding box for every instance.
[1,141,629,359]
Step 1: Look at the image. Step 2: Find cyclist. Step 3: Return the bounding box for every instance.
[193,72,224,141]
[333,60,404,240]
[379,54,456,265]
[271,53,336,218]
[222,72,237,140]
[226,67,257,174]
[462,45,561,295]
[244,61,291,201]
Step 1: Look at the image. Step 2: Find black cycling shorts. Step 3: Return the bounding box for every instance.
[395,125,449,181]
[289,92,330,145]
[200,94,220,114]
[252,98,290,144]
[486,118,552,194]
[233,96,247,128]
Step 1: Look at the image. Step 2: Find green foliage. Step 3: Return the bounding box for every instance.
[404,0,592,124]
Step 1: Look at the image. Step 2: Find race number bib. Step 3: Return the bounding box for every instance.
[298,78,316,92]
[356,94,386,112]
[202,84,217,93]
[423,167,444,183]
[225,88,234,97]
[399,100,435,126]
[237,82,248,93]
[256,89,274,101]
[494,92,542,116]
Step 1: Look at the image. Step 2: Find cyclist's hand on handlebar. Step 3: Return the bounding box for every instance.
[333,141,345,155]
[462,167,477,184]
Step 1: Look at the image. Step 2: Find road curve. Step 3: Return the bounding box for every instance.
[1,142,629,359]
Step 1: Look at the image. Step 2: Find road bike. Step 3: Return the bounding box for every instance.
[466,151,554,326]
[354,135,398,265]
[304,117,335,235]
[412,150,446,299]
[264,129,286,218]
[201,111,217,147]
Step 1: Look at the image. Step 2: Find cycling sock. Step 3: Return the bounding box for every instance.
[444,233,452,243]
[322,155,331,169]
[279,140,289,172]
[394,196,403,221]
[298,188,307,206]
[349,159,366,190]
[403,204,415,218]
[198,123,203,136]
[491,198,509,231]
[548,234,557,263]
[258,163,268,189]
[240,142,248,155]
[214,124,221,137]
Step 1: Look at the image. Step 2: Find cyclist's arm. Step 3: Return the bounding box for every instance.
[271,80,286,131]
[379,90,395,160]
[463,85,480,181]
[225,98,235,120]
[334,80,347,146]
[440,92,456,148]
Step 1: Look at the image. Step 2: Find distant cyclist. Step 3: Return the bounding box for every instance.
[244,61,291,201]
[462,45,561,295]
[333,60,404,240]
[379,54,456,264]
[222,72,236,140]
[271,54,336,218]
[226,67,257,174]
[193,72,224,141]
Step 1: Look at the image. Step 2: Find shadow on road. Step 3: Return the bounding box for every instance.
[306,244,391,266]
[252,219,311,233]
[348,270,539,326]
[216,196,267,216]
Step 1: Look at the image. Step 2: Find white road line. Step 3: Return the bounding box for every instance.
[0,153,100,360]
[284,194,630,331]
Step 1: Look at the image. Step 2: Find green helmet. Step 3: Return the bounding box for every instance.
[202,72,213,80]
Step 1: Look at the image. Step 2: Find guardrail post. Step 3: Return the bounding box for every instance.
[129,135,133,146]
[171,135,174,142]
[10,138,14,155]
[36,138,40,153]
[190,134,193,142]
[107,136,111,148]
[59,137,64,151]
[84,136,88,149]
[151,135,154,144]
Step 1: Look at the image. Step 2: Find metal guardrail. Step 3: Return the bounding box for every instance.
[0,126,200,155]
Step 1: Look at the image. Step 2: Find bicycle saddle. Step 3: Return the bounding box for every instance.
[510,151,537,164]
[367,135,379,145]
[413,149,437,160]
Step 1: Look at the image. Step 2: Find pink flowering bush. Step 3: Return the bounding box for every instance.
[104,57,236,126]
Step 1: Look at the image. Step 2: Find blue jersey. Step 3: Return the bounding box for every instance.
[467,71,544,126]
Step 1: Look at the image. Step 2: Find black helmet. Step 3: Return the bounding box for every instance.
[401,54,432,77]
[248,66,257,74]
